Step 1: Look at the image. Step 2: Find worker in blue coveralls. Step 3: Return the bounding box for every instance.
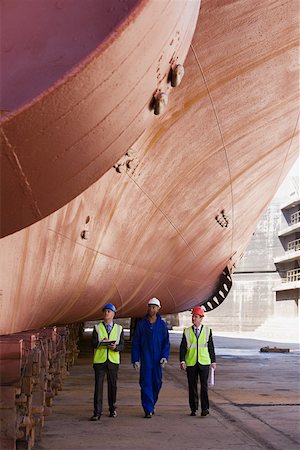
[132,297,170,418]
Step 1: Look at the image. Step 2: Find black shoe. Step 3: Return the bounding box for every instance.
[190,411,197,416]
[144,412,152,418]
[89,415,101,421]
[109,411,117,418]
[201,410,209,417]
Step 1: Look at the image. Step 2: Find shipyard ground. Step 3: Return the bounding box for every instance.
[34,331,300,450]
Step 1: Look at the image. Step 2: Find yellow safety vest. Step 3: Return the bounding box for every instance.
[184,325,211,366]
[93,322,122,364]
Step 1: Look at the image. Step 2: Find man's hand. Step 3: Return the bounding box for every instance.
[180,362,186,371]
[210,363,216,370]
[133,362,140,370]
[160,358,167,368]
[109,343,117,350]
[97,339,104,348]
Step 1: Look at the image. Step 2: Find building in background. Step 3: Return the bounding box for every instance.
[178,158,300,342]
[274,197,300,304]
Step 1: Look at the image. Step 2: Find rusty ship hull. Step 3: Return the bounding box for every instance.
[1,0,299,335]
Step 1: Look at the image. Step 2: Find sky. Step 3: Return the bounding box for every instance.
[274,156,300,202]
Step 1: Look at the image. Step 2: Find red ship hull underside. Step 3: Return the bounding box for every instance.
[0,0,299,335]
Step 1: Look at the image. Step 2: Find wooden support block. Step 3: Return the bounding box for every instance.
[21,377,34,396]
[0,386,18,408]
[0,438,16,450]
[0,323,80,450]
[0,408,17,440]
[0,340,23,385]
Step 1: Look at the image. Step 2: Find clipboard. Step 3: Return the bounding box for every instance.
[98,340,116,346]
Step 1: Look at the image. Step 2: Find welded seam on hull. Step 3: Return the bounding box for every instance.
[9,227,30,333]
[273,111,300,194]
[49,244,98,326]
[113,281,124,313]
[22,0,186,145]
[166,286,177,310]
[1,128,42,219]
[190,45,234,255]
[2,1,197,240]
[61,0,194,173]
[126,173,197,257]
[47,228,201,282]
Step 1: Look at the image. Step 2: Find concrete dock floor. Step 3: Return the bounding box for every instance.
[34,332,300,450]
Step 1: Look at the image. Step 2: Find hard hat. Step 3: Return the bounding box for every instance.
[148,297,161,308]
[191,306,205,317]
[102,303,117,314]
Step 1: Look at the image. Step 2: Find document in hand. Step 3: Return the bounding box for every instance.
[99,340,116,346]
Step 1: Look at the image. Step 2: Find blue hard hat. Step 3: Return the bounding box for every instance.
[102,303,116,314]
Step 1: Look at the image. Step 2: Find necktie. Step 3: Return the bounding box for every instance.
[106,324,112,335]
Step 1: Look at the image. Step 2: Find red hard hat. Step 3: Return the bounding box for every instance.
[191,306,205,317]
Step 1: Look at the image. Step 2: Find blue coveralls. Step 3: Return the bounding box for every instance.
[131,315,170,414]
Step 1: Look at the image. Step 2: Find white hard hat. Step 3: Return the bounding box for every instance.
[148,297,161,308]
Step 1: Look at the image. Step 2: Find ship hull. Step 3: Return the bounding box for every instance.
[0,0,299,335]
[1,0,200,237]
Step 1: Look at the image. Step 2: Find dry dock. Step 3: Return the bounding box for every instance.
[34,332,300,450]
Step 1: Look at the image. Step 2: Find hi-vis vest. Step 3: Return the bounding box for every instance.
[184,325,211,366]
[93,322,122,364]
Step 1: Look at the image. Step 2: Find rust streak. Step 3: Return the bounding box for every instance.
[206,40,299,94]
[50,248,98,325]
[180,126,300,235]
[46,228,203,284]
[1,128,42,218]
[127,173,197,257]
[273,111,300,195]
[57,1,192,168]
[10,228,30,333]
[166,286,177,310]
[191,43,234,256]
